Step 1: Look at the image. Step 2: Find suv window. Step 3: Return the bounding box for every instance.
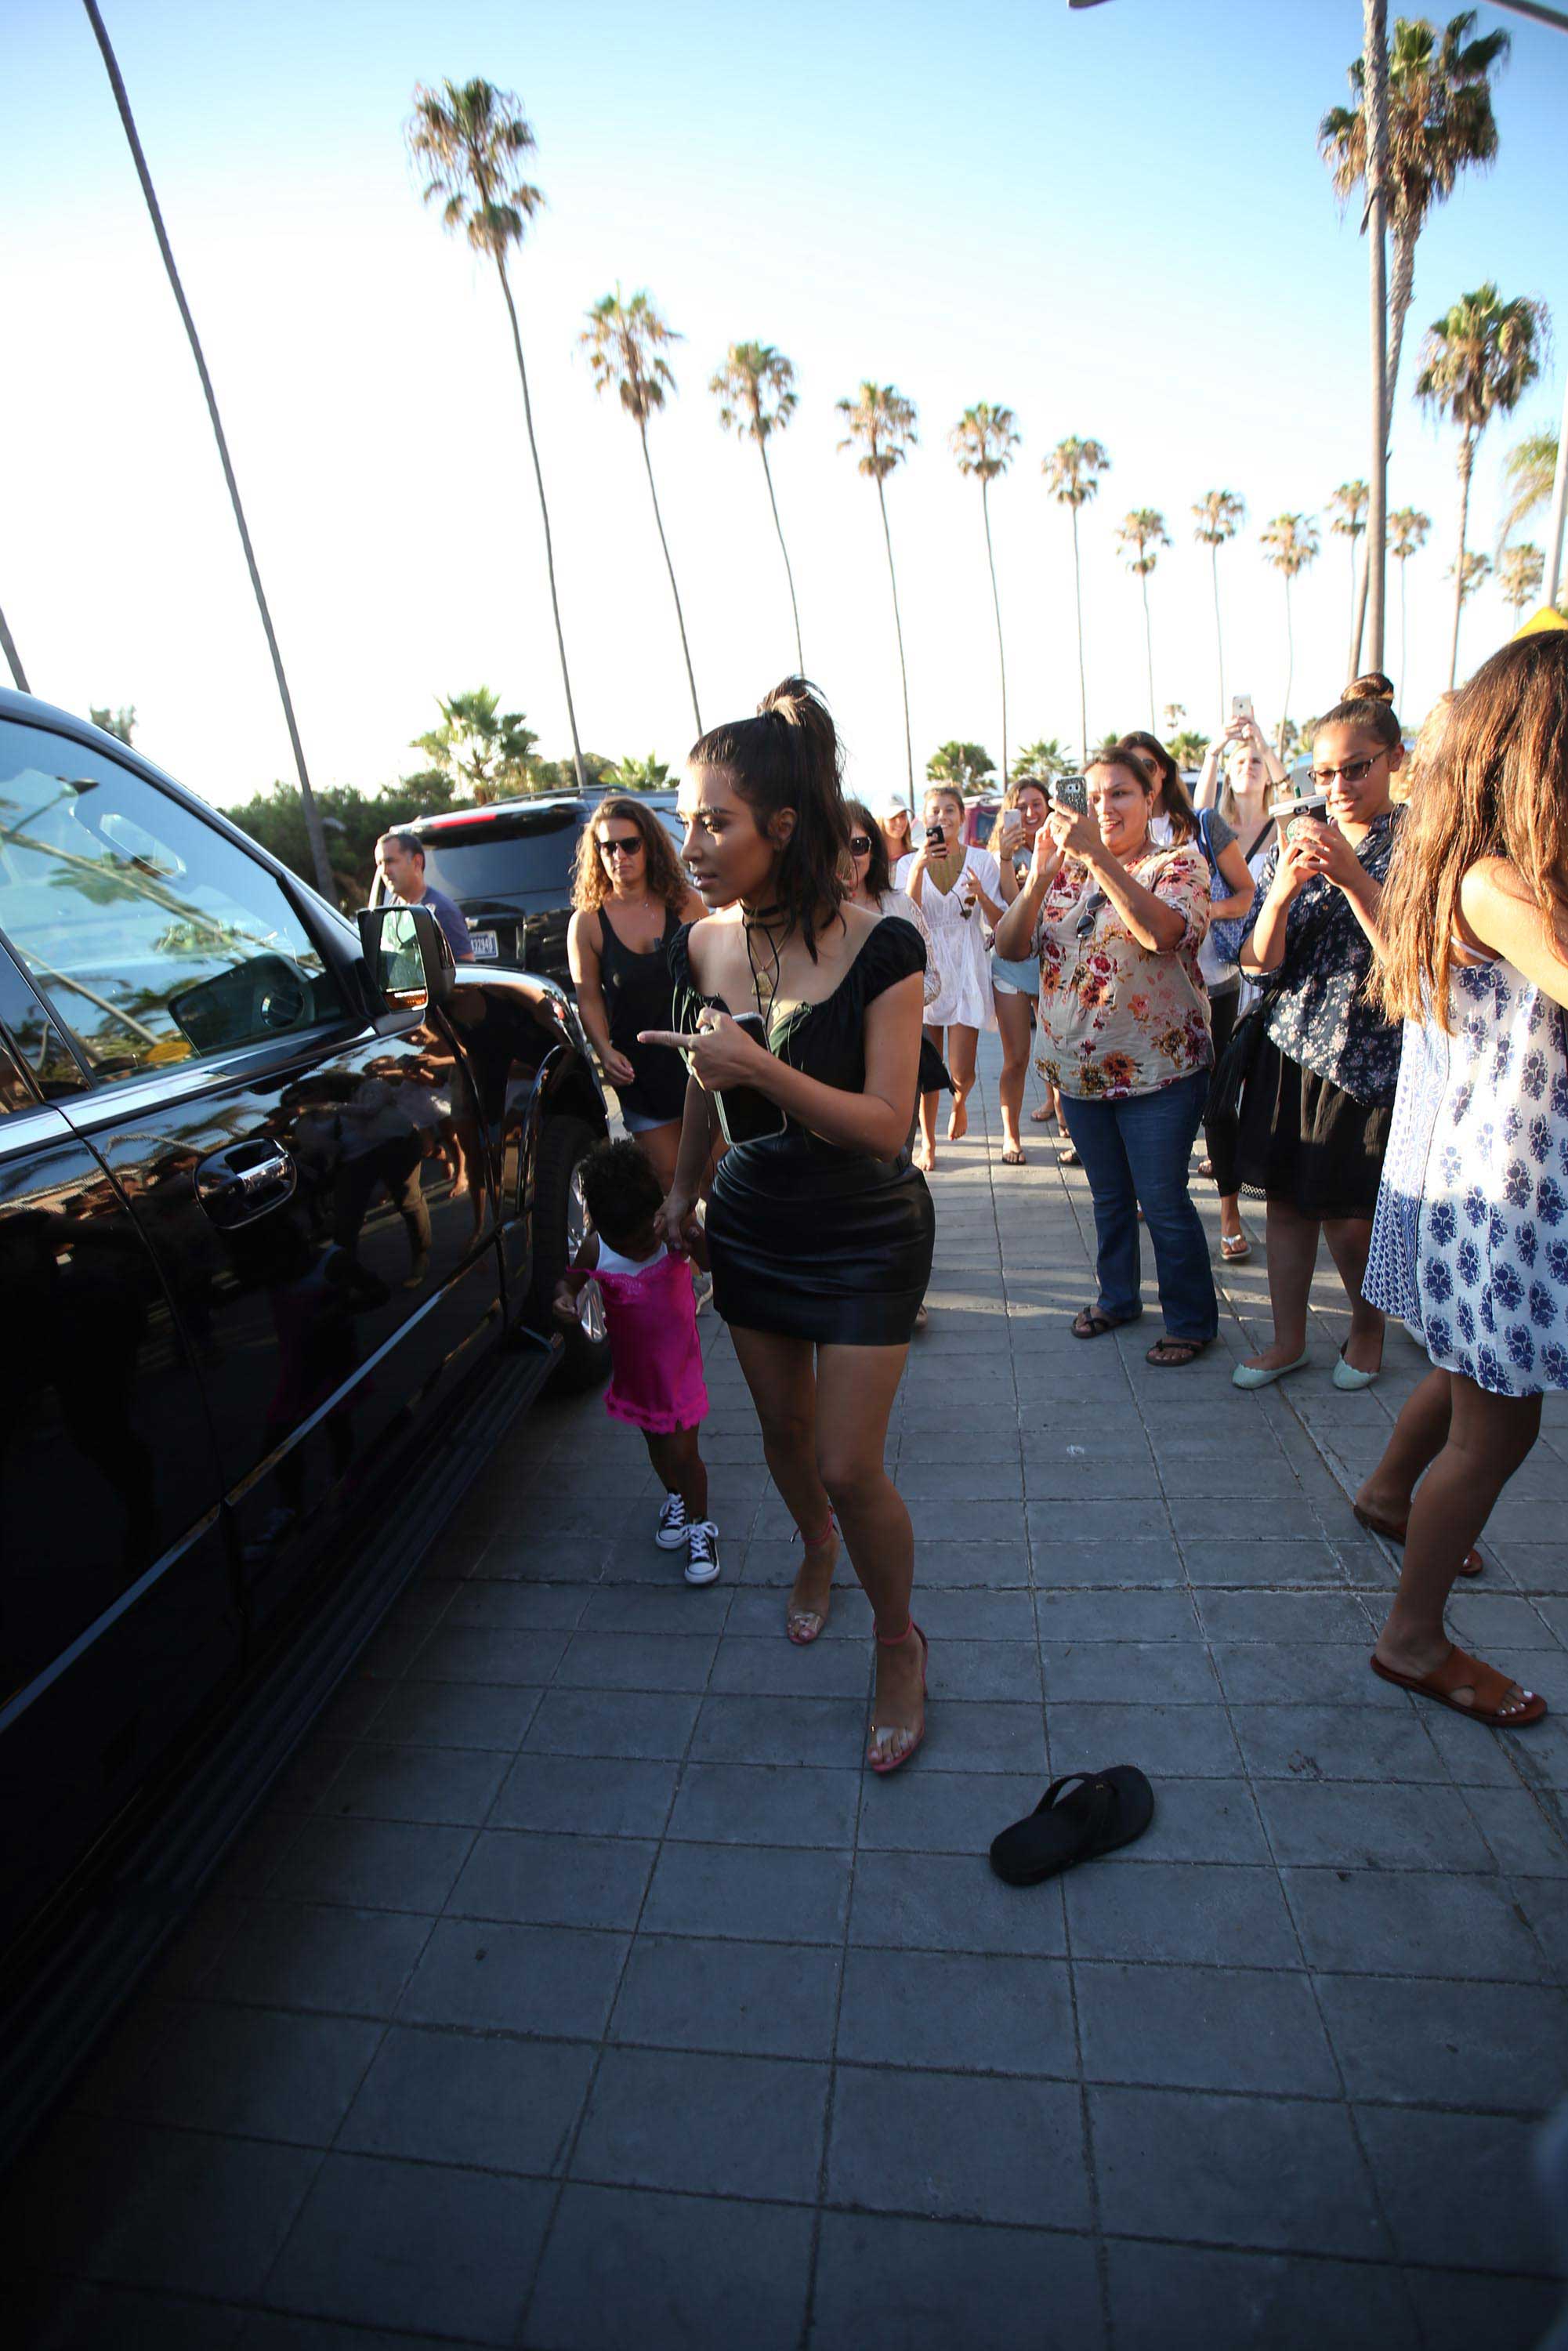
[0,721,348,1085]
[412,807,584,903]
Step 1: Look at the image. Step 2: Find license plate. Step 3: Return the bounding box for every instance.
[468,930,499,961]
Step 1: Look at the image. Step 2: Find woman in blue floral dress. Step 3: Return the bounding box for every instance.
[1356,633,1568,1729]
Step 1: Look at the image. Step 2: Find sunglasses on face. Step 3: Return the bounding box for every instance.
[1309,753,1386,788]
[598,836,645,860]
[849,835,874,856]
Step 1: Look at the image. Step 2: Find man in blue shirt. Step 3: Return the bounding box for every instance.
[375,831,473,963]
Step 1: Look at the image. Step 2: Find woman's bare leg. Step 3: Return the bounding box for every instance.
[914,1024,942,1172]
[1239,1198,1319,1371]
[947,1025,980,1141]
[1356,1366,1453,1523]
[631,1119,683,1194]
[814,1342,923,1764]
[1323,1215,1384,1375]
[728,1325,839,1634]
[994,990,1031,1157]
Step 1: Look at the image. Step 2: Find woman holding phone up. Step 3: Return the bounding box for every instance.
[641,679,935,1772]
[898,784,1004,1170]
[990,776,1052,1166]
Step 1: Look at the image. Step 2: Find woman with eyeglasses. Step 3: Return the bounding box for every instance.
[568,797,706,1190]
[898,783,1004,1172]
[994,746,1218,1365]
[1231,696,1406,1390]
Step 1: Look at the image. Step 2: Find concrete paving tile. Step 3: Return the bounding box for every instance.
[1500,1547,1568,1593]
[201,1903,431,2018]
[1154,1454,1313,1499]
[853,1769,1045,1857]
[266,2153,552,2342]
[237,2319,497,2349]
[922,1639,1041,1703]
[1104,2241,1418,2351]
[1094,1779,1273,1866]
[397,1920,628,2038]
[1254,1780,1496,1872]
[1210,1643,1388,1706]
[444,1582,590,1629]
[691,1693,868,1766]
[1041,1642,1219,1704]
[1045,1701,1242,1779]
[1515,1875,1568,1976]
[641,1839,852,1944]
[571,2046,829,2201]
[1025,1462,1166,1503]
[1076,1961,1338,2096]
[1180,1540,1349,1588]
[721,1584,874,1639]
[1194,1591,1377,1645]
[554,1631,719,1693]
[323,1743,511,1826]
[1447,1592,1566,1653]
[366,1680,542,1753]
[487,1755,678,1838]
[22,2280,248,2351]
[809,2212,1105,2351]
[116,2001,383,2144]
[405,1625,572,1686]
[1316,1972,1568,2110]
[271,1817,473,1914]
[835,1948,1077,2077]
[1356,2106,1559,2274]
[707,1635,871,1697]
[827,2067,1092,2227]
[1029,1540,1186,1589]
[1064,1860,1299,1969]
[849,1849,1066,1958]
[610,1935,842,2060]
[578,1585,734,1633]
[1028,1498,1174,1541]
[904,1538,1034,1588]
[526,2185,813,2351]
[900,1590,1037,1642]
[523,1688,701,1760]
[664,1760,860,1848]
[897,1458,1024,1500]
[1091,2085,1388,2259]
[1229,1702,1453,1785]
[922,1699,1048,1774]
[1403,2269,1564,2351]
[1283,1867,1549,1981]
[446,1829,656,1930]
[1168,1496,1333,1545]
[338,2026,594,2173]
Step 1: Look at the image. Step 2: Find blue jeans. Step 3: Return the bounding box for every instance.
[1062,1070,1218,1342]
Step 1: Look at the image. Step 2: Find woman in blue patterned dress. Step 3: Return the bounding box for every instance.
[1356,634,1568,1728]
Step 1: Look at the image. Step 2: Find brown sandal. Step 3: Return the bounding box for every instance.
[1000,1147,1026,1167]
[1371,1643,1545,1727]
[1352,1503,1483,1578]
[1146,1336,1209,1368]
[1073,1306,1122,1339]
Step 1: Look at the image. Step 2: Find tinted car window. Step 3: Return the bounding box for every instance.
[416,808,582,900]
[0,721,348,1084]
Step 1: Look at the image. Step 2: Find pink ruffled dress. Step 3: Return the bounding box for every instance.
[594,1245,708,1434]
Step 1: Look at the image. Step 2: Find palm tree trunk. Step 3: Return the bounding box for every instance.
[875,477,914,805]
[1384,220,1417,446]
[494,255,586,793]
[1346,534,1362,684]
[982,480,1007,782]
[82,0,335,904]
[1211,544,1225,717]
[1140,570,1155,732]
[1448,434,1475,691]
[758,440,804,675]
[1398,556,1409,708]
[1277,578,1295,762]
[1070,505,1088,765]
[637,419,701,737]
[0,603,28,693]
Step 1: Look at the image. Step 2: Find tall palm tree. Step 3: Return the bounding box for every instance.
[84,0,334,897]
[581,288,701,734]
[1320,10,1512,446]
[1416,282,1548,686]
[1386,505,1431,704]
[836,382,919,802]
[1192,489,1245,715]
[1260,515,1322,758]
[1115,509,1171,731]
[711,342,804,671]
[408,78,588,795]
[1328,480,1371,675]
[0,604,27,693]
[1498,429,1559,549]
[1011,738,1071,781]
[951,404,1021,781]
[1497,542,1544,619]
[1043,437,1111,763]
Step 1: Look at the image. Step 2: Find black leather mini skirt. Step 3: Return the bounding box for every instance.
[707,1132,935,1346]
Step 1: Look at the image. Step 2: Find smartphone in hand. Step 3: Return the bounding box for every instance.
[1052,776,1088,817]
[1230,694,1255,724]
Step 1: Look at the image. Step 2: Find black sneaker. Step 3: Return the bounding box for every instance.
[684,1520,721,1586]
[655,1492,689,1550]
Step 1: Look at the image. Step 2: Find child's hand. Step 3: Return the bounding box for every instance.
[552,1270,588,1326]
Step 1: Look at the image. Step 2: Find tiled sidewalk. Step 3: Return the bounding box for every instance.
[10,1040,1568,2349]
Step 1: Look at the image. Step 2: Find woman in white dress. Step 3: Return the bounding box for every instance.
[897,783,1003,1171]
[1358,632,1566,1729]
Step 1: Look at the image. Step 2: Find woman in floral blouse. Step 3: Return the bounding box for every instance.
[1232,696,1405,1390]
[994,746,1218,1365]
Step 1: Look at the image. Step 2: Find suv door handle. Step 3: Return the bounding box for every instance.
[194,1138,296,1228]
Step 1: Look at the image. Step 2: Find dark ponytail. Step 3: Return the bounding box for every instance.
[690,676,850,955]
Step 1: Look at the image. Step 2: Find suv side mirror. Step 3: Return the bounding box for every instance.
[357,903,454,1014]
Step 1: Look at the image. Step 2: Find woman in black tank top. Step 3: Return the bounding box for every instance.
[568,797,706,1188]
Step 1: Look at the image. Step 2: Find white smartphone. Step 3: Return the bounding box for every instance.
[1230,694,1255,724]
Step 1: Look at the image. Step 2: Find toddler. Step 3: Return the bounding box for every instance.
[553,1139,719,1585]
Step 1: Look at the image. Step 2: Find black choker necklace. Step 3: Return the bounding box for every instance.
[741,902,787,926]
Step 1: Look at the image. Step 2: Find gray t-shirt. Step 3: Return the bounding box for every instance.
[409,882,473,962]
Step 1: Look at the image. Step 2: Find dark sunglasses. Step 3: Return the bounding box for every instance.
[849,835,874,855]
[598,835,645,859]
[1309,752,1386,788]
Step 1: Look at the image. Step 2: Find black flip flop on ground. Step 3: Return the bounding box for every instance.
[988,1766,1155,1886]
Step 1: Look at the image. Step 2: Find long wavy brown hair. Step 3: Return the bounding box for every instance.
[570,795,691,915]
[1373,633,1568,1030]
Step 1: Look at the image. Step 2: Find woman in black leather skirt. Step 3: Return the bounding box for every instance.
[640,679,935,1773]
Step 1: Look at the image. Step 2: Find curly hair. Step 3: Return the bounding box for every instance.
[578,1136,665,1251]
[690,677,849,956]
[570,796,690,915]
[1374,635,1568,1030]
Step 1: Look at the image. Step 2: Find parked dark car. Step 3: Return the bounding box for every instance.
[0,694,611,2145]
[371,791,687,982]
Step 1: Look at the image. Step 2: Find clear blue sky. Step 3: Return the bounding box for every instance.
[3,0,1565,804]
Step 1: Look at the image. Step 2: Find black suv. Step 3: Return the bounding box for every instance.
[0,694,612,2139]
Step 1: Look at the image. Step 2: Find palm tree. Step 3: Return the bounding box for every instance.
[1320,10,1512,447]
[1162,703,1186,735]
[1498,429,1559,549]
[0,603,27,693]
[1011,738,1072,780]
[1192,489,1246,715]
[1260,515,1322,758]
[1416,282,1548,686]
[836,382,919,802]
[582,288,702,734]
[1497,542,1544,619]
[1386,505,1431,703]
[951,404,1021,782]
[711,342,804,671]
[1170,729,1211,772]
[407,78,588,795]
[926,742,995,794]
[1043,438,1110,764]
[84,0,335,897]
[1328,481,1371,674]
[1447,549,1492,617]
[1115,509,1171,731]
